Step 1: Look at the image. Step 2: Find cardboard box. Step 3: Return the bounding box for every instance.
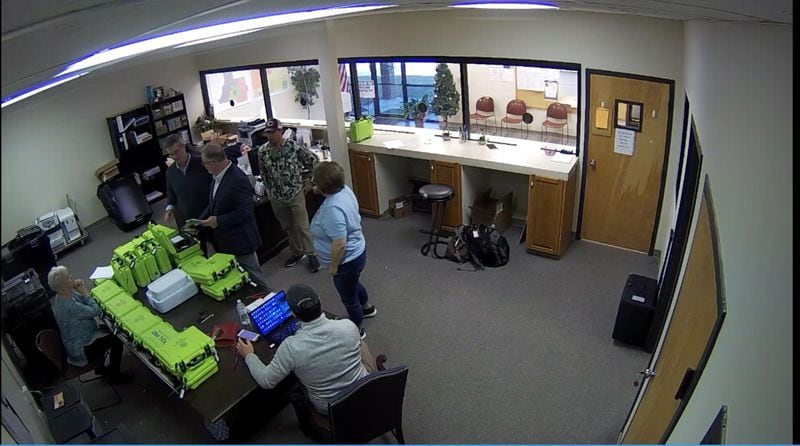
[470,188,513,233]
[388,196,413,218]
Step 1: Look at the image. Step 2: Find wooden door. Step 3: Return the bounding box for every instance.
[580,71,673,253]
[526,175,562,255]
[348,150,379,216]
[622,178,725,443]
[430,160,461,232]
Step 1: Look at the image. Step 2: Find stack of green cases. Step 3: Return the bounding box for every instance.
[117,306,163,347]
[113,237,142,259]
[90,280,126,309]
[141,233,172,273]
[135,243,161,283]
[200,265,250,301]
[179,253,238,285]
[124,252,151,288]
[103,293,143,327]
[173,243,202,266]
[111,255,137,294]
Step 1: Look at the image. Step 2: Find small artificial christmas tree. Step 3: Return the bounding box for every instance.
[431,63,460,138]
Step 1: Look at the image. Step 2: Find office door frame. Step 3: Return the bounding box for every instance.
[576,69,674,255]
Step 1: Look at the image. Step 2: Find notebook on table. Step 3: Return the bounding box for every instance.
[246,290,299,345]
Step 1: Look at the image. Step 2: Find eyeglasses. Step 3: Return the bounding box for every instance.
[202,159,222,166]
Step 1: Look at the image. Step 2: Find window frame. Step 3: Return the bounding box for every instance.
[199,59,321,123]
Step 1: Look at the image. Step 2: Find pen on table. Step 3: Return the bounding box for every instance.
[200,313,214,324]
[540,147,576,155]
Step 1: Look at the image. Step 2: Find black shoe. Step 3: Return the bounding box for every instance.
[359,328,367,340]
[307,255,321,273]
[362,305,378,318]
[284,254,306,268]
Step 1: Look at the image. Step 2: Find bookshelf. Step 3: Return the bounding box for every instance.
[149,93,193,156]
[106,104,166,204]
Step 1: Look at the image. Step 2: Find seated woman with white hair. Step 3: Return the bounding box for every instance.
[48,265,129,382]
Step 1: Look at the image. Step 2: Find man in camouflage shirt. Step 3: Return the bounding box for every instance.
[258,118,321,272]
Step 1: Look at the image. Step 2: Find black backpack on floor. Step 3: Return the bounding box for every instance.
[460,224,510,269]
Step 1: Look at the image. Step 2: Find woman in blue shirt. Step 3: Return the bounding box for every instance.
[310,162,377,339]
[48,266,126,380]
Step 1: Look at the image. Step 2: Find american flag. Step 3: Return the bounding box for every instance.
[338,64,350,92]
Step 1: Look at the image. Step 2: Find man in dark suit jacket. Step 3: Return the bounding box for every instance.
[164,135,212,255]
[197,143,268,288]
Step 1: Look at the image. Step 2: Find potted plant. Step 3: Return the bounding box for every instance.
[193,114,222,141]
[431,63,460,140]
[288,66,321,120]
[404,95,430,128]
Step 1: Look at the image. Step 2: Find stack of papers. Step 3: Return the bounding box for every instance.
[552,152,575,164]
[383,140,404,149]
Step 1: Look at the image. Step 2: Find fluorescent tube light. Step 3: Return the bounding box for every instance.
[1,72,90,109]
[174,29,262,48]
[450,2,558,9]
[58,4,394,76]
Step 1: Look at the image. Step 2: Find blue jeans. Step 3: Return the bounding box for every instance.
[333,250,369,327]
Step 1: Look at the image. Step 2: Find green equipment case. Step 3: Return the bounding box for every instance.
[113,236,144,259]
[147,223,178,255]
[349,116,374,143]
[135,244,161,283]
[140,232,172,273]
[200,266,251,301]
[111,255,137,294]
[102,293,143,324]
[117,306,163,346]
[179,253,238,285]
[90,279,126,308]
[144,323,218,391]
[124,252,151,288]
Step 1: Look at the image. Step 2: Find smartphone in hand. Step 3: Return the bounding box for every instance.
[238,329,260,342]
[185,218,203,227]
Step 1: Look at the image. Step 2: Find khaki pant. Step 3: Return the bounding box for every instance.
[360,340,377,373]
[272,190,314,257]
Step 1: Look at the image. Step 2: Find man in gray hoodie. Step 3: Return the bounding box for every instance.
[236,283,377,414]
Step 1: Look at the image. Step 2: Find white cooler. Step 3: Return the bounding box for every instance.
[146,269,198,313]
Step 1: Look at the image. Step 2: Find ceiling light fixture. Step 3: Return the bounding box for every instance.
[174,29,262,48]
[58,4,394,76]
[1,72,90,109]
[450,2,558,10]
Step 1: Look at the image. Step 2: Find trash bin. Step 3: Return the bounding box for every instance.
[612,274,657,349]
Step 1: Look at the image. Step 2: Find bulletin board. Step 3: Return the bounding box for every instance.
[515,67,578,110]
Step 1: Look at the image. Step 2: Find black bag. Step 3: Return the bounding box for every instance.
[445,225,471,264]
[462,224,510,269]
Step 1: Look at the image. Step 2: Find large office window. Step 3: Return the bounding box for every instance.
[465,63,578,143]
[203,69,265,121]
[349,60,462,129]
[267,63,326,122]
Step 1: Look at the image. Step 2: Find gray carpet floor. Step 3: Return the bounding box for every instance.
[56,200,656,444]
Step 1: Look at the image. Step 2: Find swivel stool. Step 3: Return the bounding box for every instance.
[418,183,454,258]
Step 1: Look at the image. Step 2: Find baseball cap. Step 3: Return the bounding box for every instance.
[285,284,320,313]
[265,118,283,133]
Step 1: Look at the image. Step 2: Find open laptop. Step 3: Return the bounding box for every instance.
[246,290,299,344]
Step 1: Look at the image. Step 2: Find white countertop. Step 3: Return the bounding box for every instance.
[349,128,578,180]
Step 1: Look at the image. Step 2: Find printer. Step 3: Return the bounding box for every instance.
[236,119,266,147]
[55,207,82,244]
[35,211,65,252]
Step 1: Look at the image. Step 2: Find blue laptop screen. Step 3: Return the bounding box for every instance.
[249,291,293,336]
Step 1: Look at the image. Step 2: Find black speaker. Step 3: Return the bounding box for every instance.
[612,274,658,349]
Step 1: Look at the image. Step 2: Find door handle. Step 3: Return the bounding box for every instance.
[589,159,597,168]
[633,368,656,387]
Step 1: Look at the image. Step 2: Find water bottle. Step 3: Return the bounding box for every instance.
[236,299,250,326]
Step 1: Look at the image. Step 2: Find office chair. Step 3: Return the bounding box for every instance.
[541,102,570,143]
[35,329,121,411]
[289,360,409,444]
[500,99,529,138]
[469,96,496,134]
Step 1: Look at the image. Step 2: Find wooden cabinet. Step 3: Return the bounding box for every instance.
[526,165,577,257]
[430,160,462,232]
[348,150,380,216]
